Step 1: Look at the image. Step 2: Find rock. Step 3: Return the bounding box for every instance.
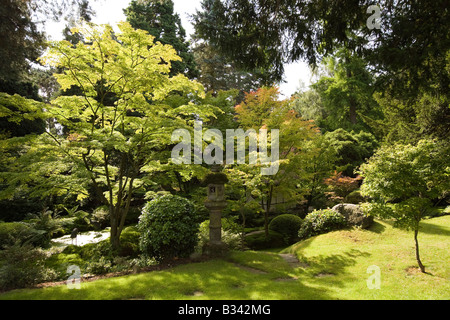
[331,203,373,229]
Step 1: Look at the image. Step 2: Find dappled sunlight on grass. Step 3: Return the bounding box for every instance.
[1,216,448,300]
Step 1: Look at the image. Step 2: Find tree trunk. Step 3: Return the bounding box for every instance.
[349,96,357,124]
[110,206,120,251]
[414,227,426,273]
[264,205,269,238]
[346,58,357,125]
[264,186,274,238]
[240,208,246,244]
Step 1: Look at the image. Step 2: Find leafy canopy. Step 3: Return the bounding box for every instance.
[8,21,215,249]
[359,140,449,230]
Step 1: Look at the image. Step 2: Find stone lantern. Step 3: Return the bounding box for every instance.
[203,164,228,256]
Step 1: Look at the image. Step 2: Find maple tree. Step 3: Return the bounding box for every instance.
[232,87,319,236]
[3,22,214,251]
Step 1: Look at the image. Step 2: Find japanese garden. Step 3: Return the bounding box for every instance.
[0,0,448,301]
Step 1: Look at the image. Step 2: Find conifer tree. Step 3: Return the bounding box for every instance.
[124,0,198,79]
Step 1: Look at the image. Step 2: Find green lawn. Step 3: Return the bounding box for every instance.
[1,215,449,300]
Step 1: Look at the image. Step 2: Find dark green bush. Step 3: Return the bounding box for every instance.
[0,243,54,290]
[0,222,44,248]
[344,190,365,204]
[298,209,348,240]
[268,214,303,244]
[244,230,285,250]
[138,195,199,262]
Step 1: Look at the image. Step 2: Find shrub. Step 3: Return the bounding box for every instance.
[85,256,112,275]
[138,195,199,262]
[298,209,348,240]
[25,210,65,247]
[44,252,85,281]
[324,171,362,204]
[344,190,365,204]
[90,206,110,230]
[268,214,303,244]
[119,226,141,257]
[0,243,55,290]
[62,239,113,261]
[244,230,285,250]
[197,218,243,251]
[0,221,45,248]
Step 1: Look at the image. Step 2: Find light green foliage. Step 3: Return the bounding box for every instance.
[138,195,199,261]
[359,140,449,228]
[359,139,449,272]
[10,21,214,250]
[291,89,324,124]
[0,93,46,126]
[298,209,347,240]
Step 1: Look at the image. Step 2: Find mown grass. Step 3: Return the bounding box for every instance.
[1,215,448,300]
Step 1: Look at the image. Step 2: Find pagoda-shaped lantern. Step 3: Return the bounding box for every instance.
[203,164,228,256]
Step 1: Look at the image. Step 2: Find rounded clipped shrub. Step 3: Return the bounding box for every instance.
[138,195,199,262]
[244,230,285,250]
[344,190,365,204]
[118,226,141,257]
[268,214,303,244]
[298,209,347,240]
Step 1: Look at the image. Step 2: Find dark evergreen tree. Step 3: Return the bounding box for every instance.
[193,0,449,96]
[192,39,266,102]
[124,0,198,79]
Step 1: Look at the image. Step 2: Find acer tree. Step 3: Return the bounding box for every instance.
[233,87,319,236]
[359,140,449,273]
[27,21,213,250]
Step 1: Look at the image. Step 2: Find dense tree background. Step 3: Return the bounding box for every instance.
[0,0,448,276]
[124,0,198,79]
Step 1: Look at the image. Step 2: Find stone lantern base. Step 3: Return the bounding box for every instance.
[202,241,229,258]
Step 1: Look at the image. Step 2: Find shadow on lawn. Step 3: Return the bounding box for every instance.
[419,219,450,237]
[297,249,371,277]
[143,259,338,300]
[366,220,386,234]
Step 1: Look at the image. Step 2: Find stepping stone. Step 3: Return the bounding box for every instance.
[314,272,335,278]
[192,291,204,297]
[273,277,298,282]
[234,263,268,274]
[278,253,309,268]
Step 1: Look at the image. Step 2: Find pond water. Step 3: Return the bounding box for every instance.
[51,229,110,248]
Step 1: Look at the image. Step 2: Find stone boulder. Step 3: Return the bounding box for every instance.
[331,203,373,229]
